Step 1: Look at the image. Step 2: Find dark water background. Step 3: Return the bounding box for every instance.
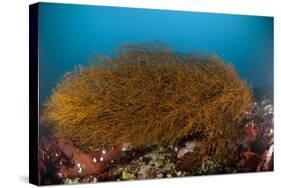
[38,3,273,106]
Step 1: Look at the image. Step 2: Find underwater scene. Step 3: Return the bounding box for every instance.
[37,3,274,185]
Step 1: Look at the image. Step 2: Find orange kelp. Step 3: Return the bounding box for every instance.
[42,42,252,163]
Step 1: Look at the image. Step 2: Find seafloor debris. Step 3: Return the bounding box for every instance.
[38,99,273,185]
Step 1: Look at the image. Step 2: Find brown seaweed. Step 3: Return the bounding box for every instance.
[41,42,252,165]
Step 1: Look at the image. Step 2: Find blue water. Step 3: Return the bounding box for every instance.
[38,3,273,105]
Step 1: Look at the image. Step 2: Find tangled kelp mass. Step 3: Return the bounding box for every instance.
[42,43,252,165]
[39,98,273,185]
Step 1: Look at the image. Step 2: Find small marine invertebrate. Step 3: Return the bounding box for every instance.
[42,42,252,166]
[39,136,123,183]
[56,139,122,178]
[177,141,198,159]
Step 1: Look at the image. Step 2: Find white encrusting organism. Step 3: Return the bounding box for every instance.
[93,158,97,163]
